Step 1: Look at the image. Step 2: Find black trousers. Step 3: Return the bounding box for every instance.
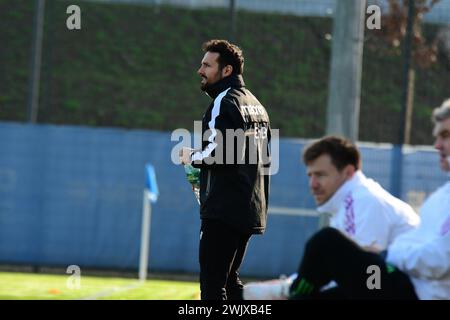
[199,219,251,300]
[291,227,418,300]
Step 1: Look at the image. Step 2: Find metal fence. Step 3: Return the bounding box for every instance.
[1,0,449,145]
[90,0,450,24]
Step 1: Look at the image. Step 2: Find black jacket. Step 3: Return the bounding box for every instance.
[191,74,271,234]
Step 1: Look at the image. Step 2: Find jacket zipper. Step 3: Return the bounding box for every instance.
[205,170,211,197]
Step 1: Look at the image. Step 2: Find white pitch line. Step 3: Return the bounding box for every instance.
[268,206,320,217]
[79,281,143,300]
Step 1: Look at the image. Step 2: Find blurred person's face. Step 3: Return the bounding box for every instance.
[433,117,450,172]
[306,154,354,206]
[197,52,230,91]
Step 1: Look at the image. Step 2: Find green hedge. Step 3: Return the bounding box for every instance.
[0,0,448,144]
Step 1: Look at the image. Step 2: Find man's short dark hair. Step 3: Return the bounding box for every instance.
[302,136,361,171]
[202,39,244,75]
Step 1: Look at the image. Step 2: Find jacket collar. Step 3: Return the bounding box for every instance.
[204,74,245,99]
[317,171,367,215]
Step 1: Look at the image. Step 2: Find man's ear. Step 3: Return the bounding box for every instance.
[222,65,233,77]
[344,164,356,179]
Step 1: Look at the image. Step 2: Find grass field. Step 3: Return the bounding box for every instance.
[0,272,200,300]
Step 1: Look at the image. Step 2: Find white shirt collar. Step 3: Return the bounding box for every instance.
[317,171,367,215]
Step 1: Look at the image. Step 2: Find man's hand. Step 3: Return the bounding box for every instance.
[179,147,194,165]
[361,241,382,254]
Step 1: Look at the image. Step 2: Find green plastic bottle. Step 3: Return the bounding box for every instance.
[184,164,200,204]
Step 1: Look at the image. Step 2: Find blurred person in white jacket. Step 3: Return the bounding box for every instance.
[381,98,450,300]
[244,135,419,299]
[245,98,450,300]
[303,136,419,249]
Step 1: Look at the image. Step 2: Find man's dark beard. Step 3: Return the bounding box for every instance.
[200,72,223,91]
[200,81,209,91]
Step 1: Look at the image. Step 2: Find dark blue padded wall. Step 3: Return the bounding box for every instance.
[0,122,446,277]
